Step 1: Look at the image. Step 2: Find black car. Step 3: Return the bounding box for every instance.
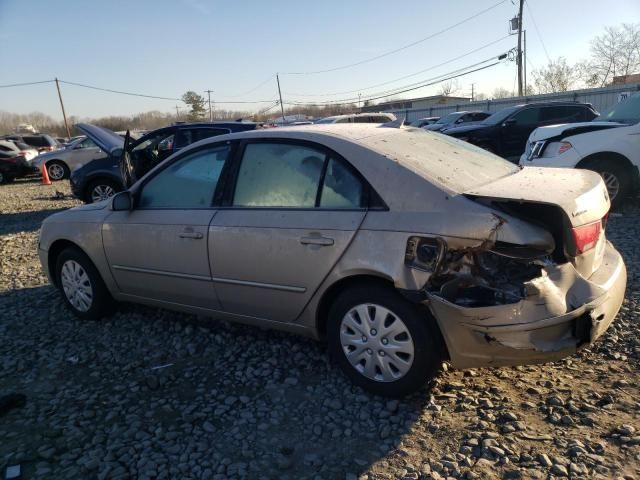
[2,134,61,153]
[444,102,599,161]
[0,151,38,183]
[70,122,258,203]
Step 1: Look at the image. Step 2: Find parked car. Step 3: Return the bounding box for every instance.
[410,117,440,128]
[39,124,625,397]
[445,102,599,161]
[2,134,60,153]
[0,150,38,183]
[520,93,640,206]
[70,121,258,203]
[32,136,104,181]
[423,111,491,132]
[0,140,38,163]
[315,113,396,124]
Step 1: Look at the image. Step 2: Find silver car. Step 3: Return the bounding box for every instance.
[38,124,626,396]
[32,136,104,180]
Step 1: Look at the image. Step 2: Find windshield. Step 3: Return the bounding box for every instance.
[599,93,640,125]
[365,129,519,192]
[435,112,461,124]
[481,106,520,125]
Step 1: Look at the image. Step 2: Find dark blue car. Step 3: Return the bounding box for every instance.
[70,122,258,203]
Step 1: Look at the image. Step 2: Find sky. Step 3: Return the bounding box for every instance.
[1,0,639,120]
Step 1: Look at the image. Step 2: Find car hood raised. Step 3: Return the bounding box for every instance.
[465,166,609,227]
[528,121,624,142]
[76,124,124,155]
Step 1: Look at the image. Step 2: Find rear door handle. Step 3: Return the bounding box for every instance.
[179,229,203,239]
[300,236,334,246]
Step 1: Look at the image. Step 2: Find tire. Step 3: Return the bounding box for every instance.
[55,247,114,320]
[327,284,442,397]
[46,160,70,181]
[0,170,5,184]
[584,158,630,208]
[85,179,122,204]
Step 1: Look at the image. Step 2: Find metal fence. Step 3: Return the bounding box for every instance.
[385,83,640,123]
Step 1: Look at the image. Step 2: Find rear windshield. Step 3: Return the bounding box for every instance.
[365,129,519,192]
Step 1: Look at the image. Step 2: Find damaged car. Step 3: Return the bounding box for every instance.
[38,124,626,397]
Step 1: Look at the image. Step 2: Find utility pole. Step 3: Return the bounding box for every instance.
[516,0,524,96]
[276,74,286,123]
[523,30,527,96]
[358,93,362,109]
[471,83,475,102]
[54,78,71,138]
[205,89,213,121]
[175,105,180,120]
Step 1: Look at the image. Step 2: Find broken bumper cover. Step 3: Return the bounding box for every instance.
[428,241,626,369]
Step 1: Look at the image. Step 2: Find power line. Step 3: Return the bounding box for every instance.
[217,75,276,98]
[0,79,54,88]
[59,80,183,101]
[286,35,513,98]
[525,0,551,63]
[282,0,508,75]
[286,59,506,106]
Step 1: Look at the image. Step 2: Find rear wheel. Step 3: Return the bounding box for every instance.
[327,284,442,397]
[584,159,630,208]
[55,247,114,319]
[47,160,69,181]
[85,179,121,203]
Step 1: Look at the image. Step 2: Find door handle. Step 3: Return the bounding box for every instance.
[179,229,203,239]
[300,235,334,246]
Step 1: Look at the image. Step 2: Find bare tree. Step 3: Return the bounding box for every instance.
[439,79,461,96]
[532,57,583,93]
[584,23,640,86]
[491,87,513,99]
[474,92,489,101]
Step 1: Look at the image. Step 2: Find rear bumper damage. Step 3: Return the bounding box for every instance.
[427,241,626,369]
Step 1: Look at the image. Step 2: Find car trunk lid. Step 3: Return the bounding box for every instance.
[465,166,610,277]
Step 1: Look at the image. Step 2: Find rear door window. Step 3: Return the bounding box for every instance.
[233,143,325,207]
[319,158,364,208]
[540,106,585,123]
[512,107,540,125]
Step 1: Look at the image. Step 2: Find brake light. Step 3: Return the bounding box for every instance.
[571,220,602,254]
[558,141,572,155]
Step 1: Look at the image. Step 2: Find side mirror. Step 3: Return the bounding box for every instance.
[111,191,132,211]
[502,118,516,127]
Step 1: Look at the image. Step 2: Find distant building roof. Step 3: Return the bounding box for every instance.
[363,94,471,112]
[612,73,640,85]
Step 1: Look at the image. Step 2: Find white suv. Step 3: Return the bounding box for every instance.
[520,92,640,206]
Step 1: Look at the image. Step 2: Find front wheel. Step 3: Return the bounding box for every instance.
[586,159,629,208]
[55,247,114,319]
[327,284,442,397]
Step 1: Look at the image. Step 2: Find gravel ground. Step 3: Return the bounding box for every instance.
[1,178,639,480]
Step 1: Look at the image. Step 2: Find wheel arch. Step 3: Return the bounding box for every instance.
[576,151,634,171]
[47,239,89,287]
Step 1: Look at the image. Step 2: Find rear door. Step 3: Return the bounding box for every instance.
[209,140,367,323]
[102,143,232,309]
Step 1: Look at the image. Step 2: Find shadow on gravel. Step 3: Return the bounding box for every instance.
[0,283,438,479]
[0,208,67,235]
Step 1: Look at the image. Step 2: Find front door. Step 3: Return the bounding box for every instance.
[501,106,541,158]
[102,143,232,310]
[209,141,367,323]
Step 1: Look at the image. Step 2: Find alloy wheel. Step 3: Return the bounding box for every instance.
[601,172,620,202]
[48,163,65,180]
[91,184,115,202]
[339,303,415,382]
[60,260,94,312]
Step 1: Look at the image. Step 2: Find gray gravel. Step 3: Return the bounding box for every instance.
[1,178,639,480]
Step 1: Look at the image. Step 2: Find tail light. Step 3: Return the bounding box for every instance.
[571,220,602,254]
[557,141,572,155]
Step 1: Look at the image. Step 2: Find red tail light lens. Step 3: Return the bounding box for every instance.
[571,220,602,254]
